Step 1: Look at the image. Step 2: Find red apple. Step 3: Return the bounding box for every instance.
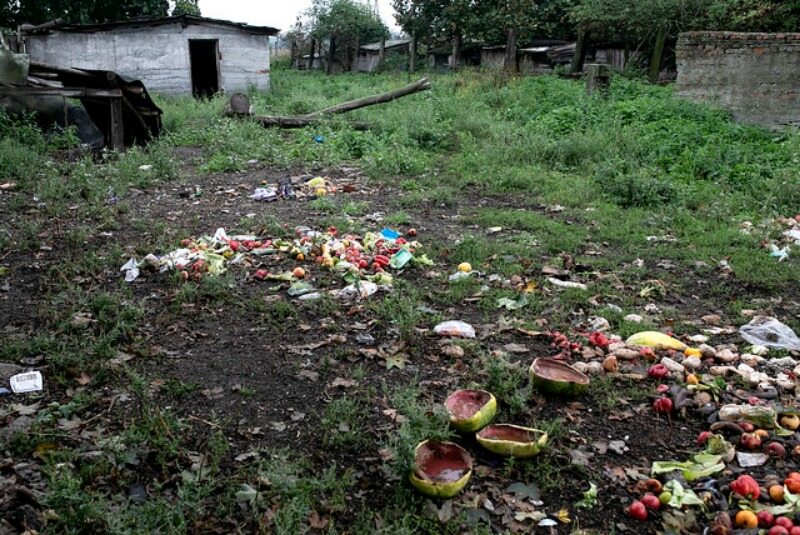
[758,511,775,528]
[697,431,713,446]
[741,432,762,450]
[640,494,661,511]
[627,500,647,521]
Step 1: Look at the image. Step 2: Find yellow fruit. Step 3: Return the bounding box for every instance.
[686,373,699,385]
[458,262,472,273]
[315,187,327,196]
[780,414,800,431]
[626,331,687,351]
[754,429,769,439]
[734,510,757,528]
[296,253,305,261]
[684,347,702,357]
[769,484,785,503]
[308,176,326,188]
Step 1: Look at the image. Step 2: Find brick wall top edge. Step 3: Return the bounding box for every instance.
[679,31,800,44]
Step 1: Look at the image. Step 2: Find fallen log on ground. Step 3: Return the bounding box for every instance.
[225,77,431,129]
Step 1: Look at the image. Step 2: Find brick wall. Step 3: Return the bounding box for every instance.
[675,31,800,128]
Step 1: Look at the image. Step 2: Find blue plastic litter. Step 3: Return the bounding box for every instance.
[380,228,400,241]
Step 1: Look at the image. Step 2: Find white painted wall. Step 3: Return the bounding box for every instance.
[25,22,270,95]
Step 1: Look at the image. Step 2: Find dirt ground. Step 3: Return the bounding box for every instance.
[2,148,799,534]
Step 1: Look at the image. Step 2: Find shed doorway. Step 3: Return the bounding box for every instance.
[189,39,220,97]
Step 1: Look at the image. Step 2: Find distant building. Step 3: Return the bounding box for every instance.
[20,15,279,96]
[427,43,482,70]
[356,39,411,72]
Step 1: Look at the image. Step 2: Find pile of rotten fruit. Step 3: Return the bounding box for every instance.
[124,226,432,297]
[418,328,800,534]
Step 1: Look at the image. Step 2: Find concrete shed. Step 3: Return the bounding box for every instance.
[356,39,410,72]
[21,15,279,96]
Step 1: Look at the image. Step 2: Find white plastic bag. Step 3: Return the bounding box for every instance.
[434,320,476,339]
[10,371,43,393]
[739,316,800,351]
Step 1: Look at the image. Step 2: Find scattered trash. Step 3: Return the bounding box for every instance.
[547,277,587,290]
[138,164,153,171]
[736,451,768,467]
[249,186,278,202]
[389,249,413,269]
[10,371,43,393]
[278,177,295,199]
[106,186,118,205]
[338,281,378,300]
[784,228,800,244]
[497,295,528,310]
[739,316,800,351]
[449,270,475,282]
[120,258,140,282]
[0,387,11,396]
[769,244,790,261]
[287,281,315,297]
[127,226,426,298]
[434,320,476,339]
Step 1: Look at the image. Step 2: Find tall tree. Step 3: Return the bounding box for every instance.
[171,0,200,17]
[392,0,434,72]
[435,0,474,69]
[307,0,388,73]
[475,0,537,71]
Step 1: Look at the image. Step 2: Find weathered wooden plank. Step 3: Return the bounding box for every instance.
[0,86,122,98]
[109,97,124,150]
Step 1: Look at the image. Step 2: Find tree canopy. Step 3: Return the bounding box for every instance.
[306,0,388,72]
[570,0,800,44]
[171,0,200,17]
[1,0,169,26]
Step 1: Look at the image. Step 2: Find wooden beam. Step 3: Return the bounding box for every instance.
[307,77,430,117]
[109,97,124,151]
[0,86,122,98]
[224,78,431,130]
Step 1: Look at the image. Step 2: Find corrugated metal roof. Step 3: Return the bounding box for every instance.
[360,39,411,52]
[520,46,551,53]
[21,15,279,36]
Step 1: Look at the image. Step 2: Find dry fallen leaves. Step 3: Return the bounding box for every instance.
[308,511,329,529]
[329,377,358,388]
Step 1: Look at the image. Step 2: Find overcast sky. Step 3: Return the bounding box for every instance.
[197,0,401,34]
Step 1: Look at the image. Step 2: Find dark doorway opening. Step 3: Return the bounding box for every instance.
[189,39,220,98]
